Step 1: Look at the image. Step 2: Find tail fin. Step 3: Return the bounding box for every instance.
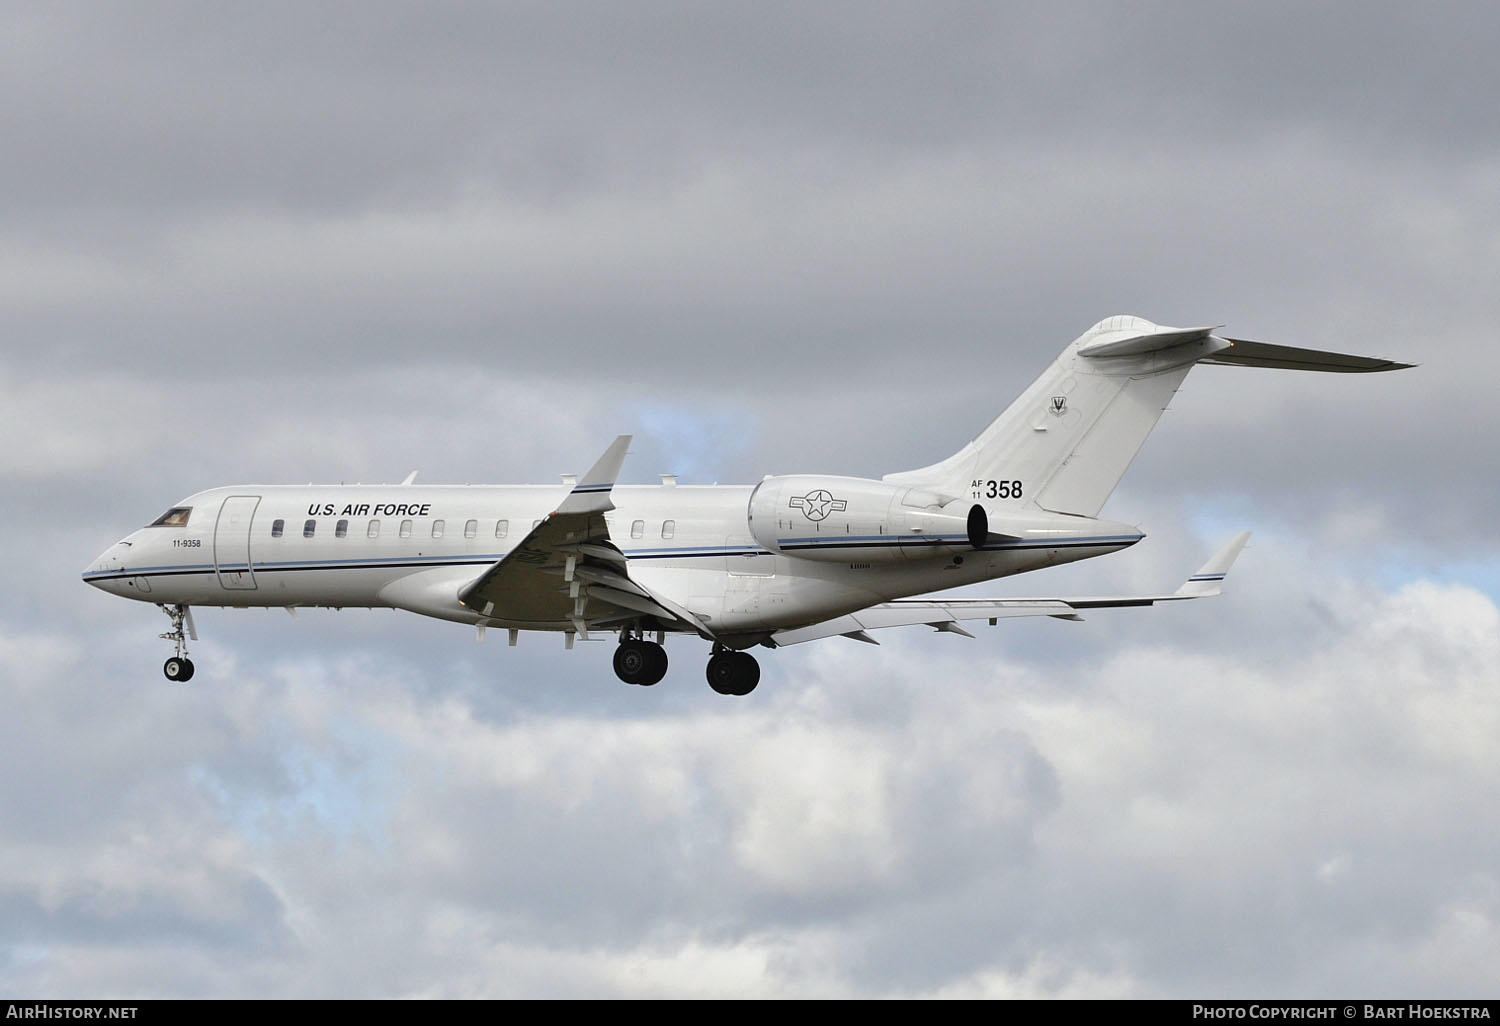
[884,316,1411,518]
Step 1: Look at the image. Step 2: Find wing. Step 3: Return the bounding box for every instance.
[770,532,1251,647]
[456,436,711,639]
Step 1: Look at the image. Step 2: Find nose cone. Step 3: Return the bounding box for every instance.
[82,540,133,594]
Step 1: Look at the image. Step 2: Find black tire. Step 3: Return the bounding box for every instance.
[706,652,737,694]
[640,642,668,686]
[707,651,759,695]
[613,640,652,685]
[164,657,186,682]
[729,652,759,695]
[179,658,195,682]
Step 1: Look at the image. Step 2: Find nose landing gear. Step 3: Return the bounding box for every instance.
[158,604,197,682]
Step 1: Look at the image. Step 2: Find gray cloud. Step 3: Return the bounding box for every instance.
[5,0,1499,998]
[6,578,1498,997]
[10,4,1499,225]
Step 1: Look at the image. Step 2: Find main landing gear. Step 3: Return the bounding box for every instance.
[706,646,760,696]
[613,635,668,686]
[610,633,761,695]
[159,603,196,682]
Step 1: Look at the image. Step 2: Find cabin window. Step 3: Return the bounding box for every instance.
[336,519,348,539]
[661,520,675,539]
[303,519,316,538]
[271,519,284,538]
[367,520,380,539]
[631,520,644,539]
[399,519,412,539]
[148,507,192,527]
[432,519,445,539]
[495,519,509,539]
[464,519,477,539]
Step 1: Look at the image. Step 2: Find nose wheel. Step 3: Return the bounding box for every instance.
[158,604,197,682]
[163,656,195,682]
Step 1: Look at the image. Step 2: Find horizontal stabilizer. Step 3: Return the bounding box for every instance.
[1077,324,1220,358]
[885,316,1412,521]
[1202,339,1414,373]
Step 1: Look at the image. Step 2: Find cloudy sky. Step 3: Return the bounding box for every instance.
[5,1,1498,998]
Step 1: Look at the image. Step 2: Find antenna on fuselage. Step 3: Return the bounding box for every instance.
[401,471,418,486]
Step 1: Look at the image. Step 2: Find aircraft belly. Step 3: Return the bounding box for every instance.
[718,575,883,633]
[631,563,725,629]
[377,566,480,621]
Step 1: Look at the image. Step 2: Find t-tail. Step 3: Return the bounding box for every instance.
[884,316,1413,516]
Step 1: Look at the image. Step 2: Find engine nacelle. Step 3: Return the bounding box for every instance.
[748,475,987,563]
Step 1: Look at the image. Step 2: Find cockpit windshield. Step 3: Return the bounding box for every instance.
[148,507,192,527]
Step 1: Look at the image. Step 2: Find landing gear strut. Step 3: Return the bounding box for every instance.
[159,603,196,682]
[613,635,668,686]
[706,647,759,696]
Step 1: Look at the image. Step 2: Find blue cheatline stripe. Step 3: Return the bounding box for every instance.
[777,533,1143,551]
[82,553,504,582]
[570,483,613,493]
[1189,573,1226,581]
[246,553,506,570]
[83,546,773,583]
[83,561,214,578]
[777,533,970,545]
[84,533,1142,585]
[626,546,773,559]
[83,552,508,577]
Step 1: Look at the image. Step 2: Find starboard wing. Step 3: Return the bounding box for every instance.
[770,532,1250,647]
[456,436,711,639]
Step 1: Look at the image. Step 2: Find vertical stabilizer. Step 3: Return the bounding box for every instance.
[884,317,1227,518]
[885,317,1411,518]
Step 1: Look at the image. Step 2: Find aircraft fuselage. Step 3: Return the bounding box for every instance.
[82,315,1409,693]
[83,482,1139,637]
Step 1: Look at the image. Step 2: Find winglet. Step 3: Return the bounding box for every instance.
[1173,531,1251,598]
[556,435,632,515]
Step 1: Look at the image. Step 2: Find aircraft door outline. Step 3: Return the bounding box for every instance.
[214,495,261,590]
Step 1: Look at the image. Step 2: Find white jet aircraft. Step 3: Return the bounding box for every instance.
[84,317,1410,695]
